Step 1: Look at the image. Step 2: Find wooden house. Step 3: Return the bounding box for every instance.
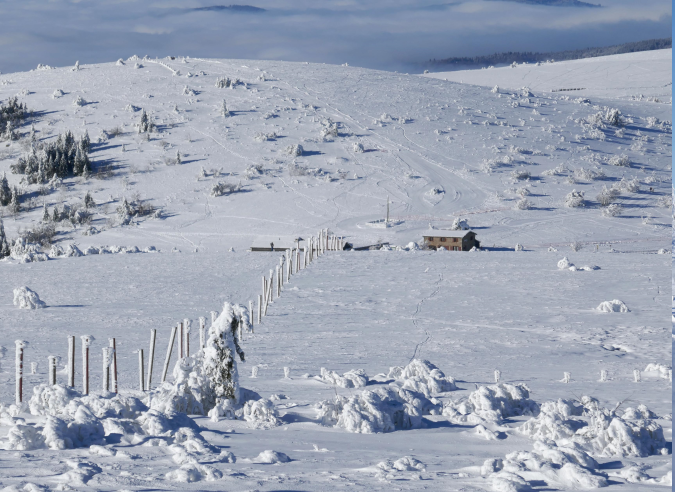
[422,231,479,251]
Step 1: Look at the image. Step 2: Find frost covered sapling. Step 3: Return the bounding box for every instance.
[0,218,11,258]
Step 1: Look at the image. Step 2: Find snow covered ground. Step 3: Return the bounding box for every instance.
[0,49,670,490]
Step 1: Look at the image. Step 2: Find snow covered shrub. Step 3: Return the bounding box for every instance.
[387,359,456,396]
[150,303,249,416]
[283,144,303,156]
[619,177,640,193]
[215,77,232,89]
[491,85,499,93]
[557,257,573,269]
[242,399,280,429]
[514,243,523,251]
[510,169,530,180]
[137,109,155,133]
[13,287,46,309]
[604,108,624,127]
[52,89,64,99]
[442,383,538,425]
[219,100,230,117]
[72,96,86,107]
[596,185,619,206]
[252,450,290,464]
[352,142,364,153]
[608,154,630,167]
[316,385,440,433]
[182,86,196,96]
[574,167,604,181]
[210,181,242,197]
[564,190,585,208]
[596,300,629,313]
[319,368,368,389]
[601,204,622,217]
[514,198,532,210]
[115,196,156,223]
[19,223,56,247]
[254,132,276,142]
[0,97,27,131]
[320,120,339,139]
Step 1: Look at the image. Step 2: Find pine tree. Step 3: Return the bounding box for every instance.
[73,147,84,176]
[42,203,49,222]
[80,130,91,153]
[29,124,36,145]
[9,186,20,214]
[84,191,95,208]
[52,206,60,223]
[220,100,230,117]
[176,150,182,165]
[0,172,10,206]
[0,218,10,258]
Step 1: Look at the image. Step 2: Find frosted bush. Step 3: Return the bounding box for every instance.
[596,299,629,313]
[596,185,619,206]
[211,181,241,197]
[254,132,276,142]
[442,383,538,425]
[557,257,573,270]
[574,167,604,181]
[319,368,368,388]
[283,144,303,156]
[387,359,456,396]
[643,363,671,379]
[622,404,657,420]
[352,142,365,153]
[52,89,64,99]
[514,243,523,251]
[166,463,222,482]
[619,177,640,193]
[601,204,622,217]
[564,190,585,208]
[72,96,86,107]
[514,198,531,210]
[510,170,530,180]
[491,85,499,93]
[519,399,583,441]
[316,385,441,434]
[65,244,83,257]
[320,120,339,139]
[13,287,46,309]
[608,154,630,167]
[242,399,280,429]
[604,108,624,127]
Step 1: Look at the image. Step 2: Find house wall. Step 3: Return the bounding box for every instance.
[423,234,476,251]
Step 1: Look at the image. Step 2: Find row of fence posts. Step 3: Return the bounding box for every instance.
[12,229,346,404]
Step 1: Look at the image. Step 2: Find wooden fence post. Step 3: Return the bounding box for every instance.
[257,294,263,324]
[161,326,178,383]
[179,322,184,359]
[138,349,145,391]
[67,335,75,388]
[184,319,191,357]
[15,340,27,404]
[81,335,94,395]
[199,317,206,349]
[147,329,156,391]
[102,347,110,391]
[109,338,118,394]
[48,356,57,385]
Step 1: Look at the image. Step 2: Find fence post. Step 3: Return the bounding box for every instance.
[184,319,191,357]
[102,347,110,391]
[257,294,263,324]
[276,266,280,298]
[15,340,27,405]
[248,301,253,328]
[161,326,178,383]
[147,329,156,391]
[48,356,57,385]
[138,349,145,391]
[109,338,118,394]
[179,322,184,359]
[67,335,75,387]
[199,317,206,349]
[81,335,94,395]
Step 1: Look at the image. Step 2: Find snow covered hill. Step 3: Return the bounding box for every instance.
[0,51,671,491]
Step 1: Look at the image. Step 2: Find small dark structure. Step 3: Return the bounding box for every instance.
[250,236,306,252]
[423,231,479,251]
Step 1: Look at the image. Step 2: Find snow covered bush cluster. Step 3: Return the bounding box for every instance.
[596,299,629,313]
[136,109,155,134]
[608,154,630,167]
[116,196,157,224]
[564,190,585,208]
[0,96,27,142]
[315,360,454,433]
[210,181,242,197]
[318,368,368,388]
[442,383,538,425]
[10,130,92,183]
[449,217,469,230]
[284,144,303,156]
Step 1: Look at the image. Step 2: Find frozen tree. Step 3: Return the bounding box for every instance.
[51,206,59,223]
[1,121,18,141]
[352,142,364,153]
[0,172,10,206]
[9,187,20,214]
[564,190,585,208]
[175,150,182,165]
[608,154,630,167]
[137,109,155,133]
[41,203,49,222]
[220,100,230,117]
[0,218,10,258]
[604,108,624,127]
[450,217,469,230]
[84,191,95,209]
[284,144,303,156]
[13,287,46,309]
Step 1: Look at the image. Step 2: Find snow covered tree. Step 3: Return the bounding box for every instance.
[9,186,20,214]
[137,109,155,133]
[84,191,95,209]
[220,100,230,117]
[80,130,90,153]
[52,206,60,223]
[0,172,10,206]
[41,203,49,222]
[176,150,181,165]
[0,218,9,258]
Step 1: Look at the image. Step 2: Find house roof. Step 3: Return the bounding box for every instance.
[422,230,475,238]
[250,236,306,250]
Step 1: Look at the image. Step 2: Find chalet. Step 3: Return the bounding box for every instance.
[250,236,306,252]
[422,230,479,251]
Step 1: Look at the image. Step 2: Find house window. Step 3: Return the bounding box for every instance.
[440,237,446,242]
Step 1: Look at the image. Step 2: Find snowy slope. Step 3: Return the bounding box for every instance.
[0,51,671,491]
[424,48,673,102]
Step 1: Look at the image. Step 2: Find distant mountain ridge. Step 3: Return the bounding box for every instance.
[487,0,601,7]
[425,37,671,70]
[191,5,266,13]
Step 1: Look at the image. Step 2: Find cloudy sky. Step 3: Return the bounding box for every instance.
[0,0,671,74]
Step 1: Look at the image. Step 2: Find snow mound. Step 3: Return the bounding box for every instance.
[596,300,629,313]
[443,383,538,425]
[252,449,291,463]
[13,287,46,309]
[65,244,83,257]
[387,359,456,396]
[318,368,368,388]
[557,257,573,269]
[491,471,531,492]
[622,404,657,420]
[316,385,441,433]
[374,456,426,479]
[519,399,583,441]
[166,463,223,482]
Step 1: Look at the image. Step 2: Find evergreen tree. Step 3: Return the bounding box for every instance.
[42,203,50,222]
[9,186,20,214]
[0,172,10,206]
[80,130,91,153]
[220,99,230,117]
[52,206,60,223]
[0,218,10,258]
[84,191,95,208]
[73,147,84,176]
[176,150,182,165]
